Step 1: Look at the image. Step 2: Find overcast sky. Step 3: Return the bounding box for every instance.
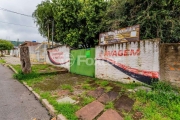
[0,0,45,42]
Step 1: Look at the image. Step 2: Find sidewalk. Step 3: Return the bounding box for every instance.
[2,55,40,65]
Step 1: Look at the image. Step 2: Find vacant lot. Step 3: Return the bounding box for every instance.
[12,64,180,120]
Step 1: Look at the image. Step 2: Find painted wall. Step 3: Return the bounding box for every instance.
[70,48,95,77]
[47,46,70,70]
[160,44,180,87]
[95,39,160,84]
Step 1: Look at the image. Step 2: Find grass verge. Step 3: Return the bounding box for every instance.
[11,64,180,120]
[0,58,6,64]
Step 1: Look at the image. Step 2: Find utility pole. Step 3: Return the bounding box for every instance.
[51,19,54,48]
[17,39,19,46]
[48,22,50,48]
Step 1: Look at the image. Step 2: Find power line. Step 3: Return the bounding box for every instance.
[0,21,37,28]
[0,7,32,17]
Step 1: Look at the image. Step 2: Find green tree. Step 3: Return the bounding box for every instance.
[0,39,14,56]
[104,0,180,43]
[33,0,108,48]
[77,0,108,48]
[32,0,53,40]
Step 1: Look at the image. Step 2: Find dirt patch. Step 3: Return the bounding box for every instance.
[39,69,68,75]
[33,73,91,91]
[115,95,135,112]
[73,88,84,96]
[52,90,70,97]
[133,111,144,120]
[112,86,121,92]
[87,80,99,88]
[108,83,122,92]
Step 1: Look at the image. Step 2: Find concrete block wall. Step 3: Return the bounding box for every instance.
[46,46,70,71]
[160,44,180,87]
[95,39,160,84]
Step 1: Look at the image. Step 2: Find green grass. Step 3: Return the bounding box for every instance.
[81,96,95,106]
[11,65,21,71]
[84,79,91,84]
[12,64,57,85]
[82,84,93,90]
[132,81,180,120]
[13,70,39,80]
[12,64,80,119]
[12,65,57,86]
[96,80,109,87]
[117,82,143,89]
[104,86,113,92]
[32,64,51,72]
[11,64,53,73]
[105,102,114,110]
[11,65,180,120]
[0,59,6,64]
[124,115,132,120]
[61,84,73,92]
[40,91,79,120]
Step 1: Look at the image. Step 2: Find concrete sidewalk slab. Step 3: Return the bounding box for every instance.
[57,96,76,104]
[98,91,119,104]
[87,88,105,99]
[76,101,104,120]
[97,109,123,120]
[115,95,135,112]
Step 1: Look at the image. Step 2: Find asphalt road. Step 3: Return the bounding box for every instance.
[0,64,51,120]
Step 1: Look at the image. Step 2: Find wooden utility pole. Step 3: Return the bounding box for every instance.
[48,23,50,48]
[52,19,54,48]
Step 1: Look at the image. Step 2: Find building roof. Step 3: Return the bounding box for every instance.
[20,41,41,47]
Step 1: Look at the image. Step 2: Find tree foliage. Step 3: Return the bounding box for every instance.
[33,0,180,49]
[32,0,53,39]
[0,39,14,56]
[104,0,180,43]
[33,0,108,48]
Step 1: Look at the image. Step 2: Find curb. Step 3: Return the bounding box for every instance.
[7,64,18,74]
[22,82,57,118]
[7,64,67,120]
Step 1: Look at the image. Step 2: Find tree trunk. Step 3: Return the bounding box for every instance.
[20,46,31,74]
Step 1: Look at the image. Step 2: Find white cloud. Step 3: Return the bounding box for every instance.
[0,0,46,42]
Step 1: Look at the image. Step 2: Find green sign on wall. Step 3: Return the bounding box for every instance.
[70,48,95,77]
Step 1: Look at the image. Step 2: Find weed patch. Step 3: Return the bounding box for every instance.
[82,84,93,90]
[61,84,73,92]
[0,59,6,64]
[104,86,113,92]
[82,96,95,106]
[40,91,79,120]
[96,80,109,87]
[133,81,180,120]
[13,70,39,80]
[105,102,114,110]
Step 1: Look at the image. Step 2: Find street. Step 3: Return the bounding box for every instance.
[0,64,50,120]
